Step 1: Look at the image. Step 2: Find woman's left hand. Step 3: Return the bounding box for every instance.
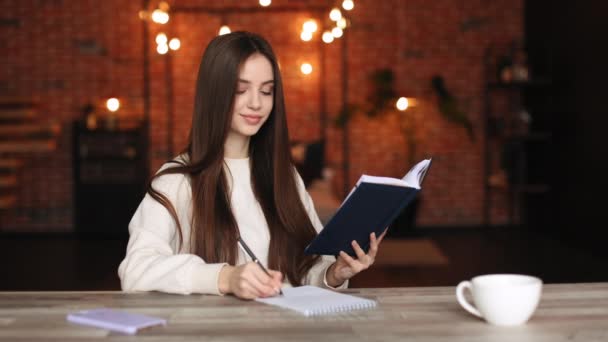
[326,230,387,287]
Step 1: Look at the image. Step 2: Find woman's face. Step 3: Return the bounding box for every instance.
[228,53,274,142]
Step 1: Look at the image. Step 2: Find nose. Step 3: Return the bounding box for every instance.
[247,91,262,110]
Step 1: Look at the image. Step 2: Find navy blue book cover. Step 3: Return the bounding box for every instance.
[304,158,431,256]
[304,183,419,256]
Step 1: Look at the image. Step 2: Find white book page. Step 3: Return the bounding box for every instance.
[356,175,409,187]
[401,158,432,189]
[341,158,431,204]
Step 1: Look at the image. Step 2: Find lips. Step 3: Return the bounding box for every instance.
[241,114,263,125]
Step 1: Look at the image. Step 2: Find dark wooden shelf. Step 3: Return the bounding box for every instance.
[486,78,552,90]
[483,63,553,227]
[512,132,552,141]
[514,184,551,193]
[72,121,148,234]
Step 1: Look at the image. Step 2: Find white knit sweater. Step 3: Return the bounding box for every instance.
[118,157,346,295]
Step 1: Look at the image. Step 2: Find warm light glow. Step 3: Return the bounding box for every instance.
[157,44,169,54]
[106,98,120,112]
[332,27,343,38]
[342,0,354,11]
[259,0,271,6]
[300,30,313,41]
[337,17,347,29]
[300,63,313,75]
[151,9,169,24]
[329,8,342,21]
[396,97,409,111]
[218,25,231,35]
[303,19,318,33]
[158,1,170,11]
[155,33,167,45]
[169,38,180,50]
[322,31,334,43]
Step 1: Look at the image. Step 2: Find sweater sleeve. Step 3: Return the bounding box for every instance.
[294,171,349,290]
[117,168,227,295]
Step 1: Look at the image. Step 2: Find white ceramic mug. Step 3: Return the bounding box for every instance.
[456,274,543,326]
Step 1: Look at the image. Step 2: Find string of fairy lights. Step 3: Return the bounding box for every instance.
[139,1,356,75]
[137,0,411,111]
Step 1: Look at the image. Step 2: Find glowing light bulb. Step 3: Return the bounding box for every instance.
[259,0,271,6]
[151,9,169,24]
[169,38,180,50]
[155,33,167,45]
[322,31,334,43]
[337,17,347,29]
[303,19,318,33]
[158,1,170,11]
[106,98,120,112]
[218,25,231,35]
[300,63,313,75]
[157,44,168,54]
[396,97,409,111]
[342,0,354,11]
[332,27,343,38]
[300,30,313,41]
[329,8,342,21]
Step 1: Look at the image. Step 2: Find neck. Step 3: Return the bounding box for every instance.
[224,133,250,159]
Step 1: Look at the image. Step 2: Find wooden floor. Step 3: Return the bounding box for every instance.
[2,227,608,291]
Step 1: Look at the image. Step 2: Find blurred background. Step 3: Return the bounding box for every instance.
[1,0,607,290]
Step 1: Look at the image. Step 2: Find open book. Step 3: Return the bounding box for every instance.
[305,157,432,256]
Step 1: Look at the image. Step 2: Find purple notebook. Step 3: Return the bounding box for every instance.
[66,308,167,335]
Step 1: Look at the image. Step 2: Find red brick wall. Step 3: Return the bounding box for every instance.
[1,0,145,231]
[1,0,521,231]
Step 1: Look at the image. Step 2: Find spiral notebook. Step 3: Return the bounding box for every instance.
[256,285,377,316]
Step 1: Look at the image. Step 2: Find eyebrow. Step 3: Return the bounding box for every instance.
[238,79,275,85]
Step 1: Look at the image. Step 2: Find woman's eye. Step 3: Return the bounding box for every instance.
[236,89,247,94]
[261,90,273,96]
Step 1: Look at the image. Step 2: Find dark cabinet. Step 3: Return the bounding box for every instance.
[72,122,148,234]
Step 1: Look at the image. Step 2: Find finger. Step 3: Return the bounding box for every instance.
[249,275,278,297]
[246,262,272,284]
[351,240,367,260]
[352,240,373,265]
[268,269,284,290]
[268,269,283,280]
[252,267,282,295]
[243,284,261,300]
[235,278,261,299]
[339,251,364,273]
[243,264,278,297]
[368,232,379,259]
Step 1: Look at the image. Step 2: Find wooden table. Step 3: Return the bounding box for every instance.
[1,283,607,341]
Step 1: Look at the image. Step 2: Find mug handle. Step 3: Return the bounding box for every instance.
[456,281,482,318]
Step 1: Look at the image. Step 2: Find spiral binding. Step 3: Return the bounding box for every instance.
[304,299,377,316]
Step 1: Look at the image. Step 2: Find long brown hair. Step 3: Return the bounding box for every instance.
[148,31,320,286]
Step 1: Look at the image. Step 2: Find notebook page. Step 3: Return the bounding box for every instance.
[256,285,377,316]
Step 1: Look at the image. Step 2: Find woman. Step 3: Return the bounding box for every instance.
[118,31,385,299]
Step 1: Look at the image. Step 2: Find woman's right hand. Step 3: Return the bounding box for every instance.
[219,262,283,299]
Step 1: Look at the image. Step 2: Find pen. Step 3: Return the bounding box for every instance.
[237,237,284,296]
